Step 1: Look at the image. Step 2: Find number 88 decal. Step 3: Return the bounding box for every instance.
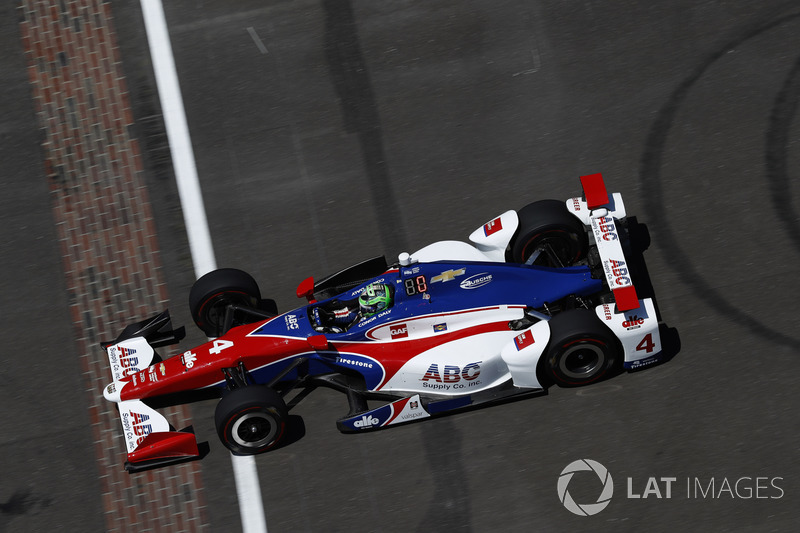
[404,275,428,296]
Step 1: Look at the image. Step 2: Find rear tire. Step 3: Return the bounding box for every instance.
[510,200,588,266]
[189,268,261,337]
[215,386,287,455]
[544,309,620,387]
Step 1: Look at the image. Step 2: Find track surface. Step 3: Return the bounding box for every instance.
[2,1,799,531]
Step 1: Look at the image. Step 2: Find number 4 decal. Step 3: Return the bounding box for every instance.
[636,333,655,353]
[209,339,234,355]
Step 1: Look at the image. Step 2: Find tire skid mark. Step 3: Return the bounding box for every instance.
[765,54,800,254]
[640,12,800,349]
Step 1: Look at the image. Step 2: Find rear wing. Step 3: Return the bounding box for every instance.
[568,174,664,368]
[567,173,639,311]
[102,311,200,472]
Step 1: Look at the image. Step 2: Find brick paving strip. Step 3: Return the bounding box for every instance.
[18,1,208,530]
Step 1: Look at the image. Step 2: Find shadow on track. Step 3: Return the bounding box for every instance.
[323,0,410,254]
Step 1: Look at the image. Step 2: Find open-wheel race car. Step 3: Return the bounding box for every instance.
[102,174,670,471]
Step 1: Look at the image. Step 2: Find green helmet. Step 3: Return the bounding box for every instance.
[358,283,393,317]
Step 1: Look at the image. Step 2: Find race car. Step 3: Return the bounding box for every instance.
[101,174,668,472]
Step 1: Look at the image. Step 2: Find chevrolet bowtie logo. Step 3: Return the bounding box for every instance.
[431,268,466,283]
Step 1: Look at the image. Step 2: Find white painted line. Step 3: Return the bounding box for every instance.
[139,2,268,532]
[246,26,269,54]
[139,0,215,279]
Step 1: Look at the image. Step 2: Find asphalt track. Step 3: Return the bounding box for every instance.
[3,1,800,532]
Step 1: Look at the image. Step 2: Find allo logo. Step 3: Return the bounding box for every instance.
[557,459,614,516]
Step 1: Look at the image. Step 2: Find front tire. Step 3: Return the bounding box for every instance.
[510,200,588,266]
[544,309,620,387]
[215,386,288,455]
[189,268,261,337]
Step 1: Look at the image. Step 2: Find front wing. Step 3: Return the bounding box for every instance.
[102,313,200,472]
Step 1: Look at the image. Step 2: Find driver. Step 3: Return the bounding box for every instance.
[312,282,394,333]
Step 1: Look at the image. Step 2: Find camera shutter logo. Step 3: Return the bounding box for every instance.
[557,459,614,516]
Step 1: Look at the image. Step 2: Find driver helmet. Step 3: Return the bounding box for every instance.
[358,283,394,317]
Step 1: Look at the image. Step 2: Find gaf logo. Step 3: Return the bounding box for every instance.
[391,324,409,339]
[484,216,503,236]
[459,273,493,290]
[353,415,380,429]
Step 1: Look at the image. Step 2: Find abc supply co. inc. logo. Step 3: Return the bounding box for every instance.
[557,459,614,516]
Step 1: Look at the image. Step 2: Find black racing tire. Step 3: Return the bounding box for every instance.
[510,199,588,266]
[189,268,261,337]
[544,309,620,387]
[215,386,288,455]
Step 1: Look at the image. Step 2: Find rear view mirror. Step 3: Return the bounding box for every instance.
[296,276,316,303]
[306,334,329,351]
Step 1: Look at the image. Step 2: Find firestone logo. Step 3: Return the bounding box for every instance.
[557,459,614,516]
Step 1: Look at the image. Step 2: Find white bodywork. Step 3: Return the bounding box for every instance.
[103,336,172,452]
[406,210,519,264]
[377,305,532,395]
[376,313,552,394]
[567,193,626,224]
[567,189,663,365]
[379,330,520,395]
[595,298,661,366]
[500,320,551,389]
[380,206,551,394]
[116,399,171,453]
[390,192,664,391]
[385,206,551,394]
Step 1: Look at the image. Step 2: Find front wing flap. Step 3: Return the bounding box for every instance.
[103,323,200,472]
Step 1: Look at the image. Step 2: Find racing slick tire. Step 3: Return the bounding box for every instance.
[215,385,288,455]
[544,309,620,387]
[510,199,588,266]
[189,268,261,337]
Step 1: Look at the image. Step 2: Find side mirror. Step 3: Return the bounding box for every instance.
[296,276,316,303]
[306,334,329,351]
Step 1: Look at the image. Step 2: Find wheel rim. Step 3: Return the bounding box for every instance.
[199,291,255,331]
[558,342,606,380]
[231,411,278,449]
[521,229,580,267]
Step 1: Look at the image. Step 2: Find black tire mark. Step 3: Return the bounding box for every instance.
[640,12,800,349]
[766,54,800,254]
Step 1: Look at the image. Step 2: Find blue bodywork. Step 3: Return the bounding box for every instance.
[252,261,601,343]
[239,261,602,392]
